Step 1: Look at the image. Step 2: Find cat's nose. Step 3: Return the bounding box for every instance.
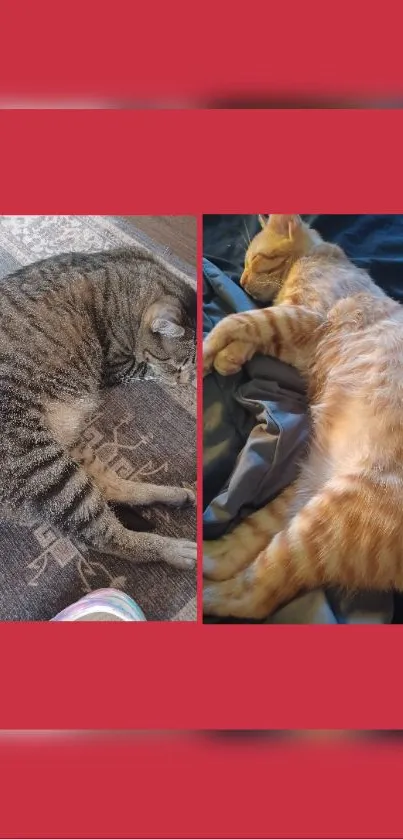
[240,270,248,288]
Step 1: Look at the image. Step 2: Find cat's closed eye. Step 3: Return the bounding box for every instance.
[252,253,285,274]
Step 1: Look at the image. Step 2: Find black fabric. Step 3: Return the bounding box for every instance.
[306,215,403,302]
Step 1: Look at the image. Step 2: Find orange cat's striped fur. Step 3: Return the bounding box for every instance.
[203,214,403,620]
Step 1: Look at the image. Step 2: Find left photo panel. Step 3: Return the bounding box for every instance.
[0,215,197,621]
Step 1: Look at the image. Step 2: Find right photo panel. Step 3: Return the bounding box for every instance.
[202,214,403,624]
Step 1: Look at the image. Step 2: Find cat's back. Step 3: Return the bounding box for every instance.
[0,247,146,333]
[0,251,106,352]
[0,245,193,316]
[0,250,126,413]
[0,247,145,296]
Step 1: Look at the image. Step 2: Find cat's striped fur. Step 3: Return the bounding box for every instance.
[203,214,403,618]
[0,246,196,570]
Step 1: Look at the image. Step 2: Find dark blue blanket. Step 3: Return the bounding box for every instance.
[203,215,403,624]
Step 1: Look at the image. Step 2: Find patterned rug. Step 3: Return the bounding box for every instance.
[0,216,196,621]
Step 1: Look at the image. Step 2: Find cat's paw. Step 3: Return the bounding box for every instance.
[203,572,270,619]
[203,313,259,377]
[203,578,238,616]
[203,539,233,581]
[204,339,255,377]
[162,538,197,571]
[203,340,216,377]
[163,487,196,508]
[202,326,233,376]
[150,485,195,508]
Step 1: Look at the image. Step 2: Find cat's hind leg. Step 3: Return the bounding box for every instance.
[203,475,399,619]
[71,444,195,508]
[6,425,196,570]
[203,483,296,581]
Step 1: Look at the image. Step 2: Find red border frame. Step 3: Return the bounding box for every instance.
[1,103,403,837]
[1,623,403,729]
[1,734,403,838]
[196,213,204,620]
[1,1,403,99]
[0,110,403,732]
[2,109,403,212]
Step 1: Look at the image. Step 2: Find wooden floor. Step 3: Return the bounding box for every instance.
[122,216,197,267]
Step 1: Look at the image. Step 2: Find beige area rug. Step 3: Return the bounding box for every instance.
[0,216,196,621]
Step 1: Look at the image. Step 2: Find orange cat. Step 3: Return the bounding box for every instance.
[203,214,403,620]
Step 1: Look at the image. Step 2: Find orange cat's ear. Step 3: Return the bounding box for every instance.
[288,215,302,238]
[268,214,302,239]
[258,214,268,230]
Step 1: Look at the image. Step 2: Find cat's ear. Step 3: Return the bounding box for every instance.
[268,214,302,239]
[258,214,269,230]
[145,298,185,339]
[151,317,185,339]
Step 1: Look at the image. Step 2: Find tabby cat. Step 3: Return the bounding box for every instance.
[0,246,196,570]
[203,214,403,618]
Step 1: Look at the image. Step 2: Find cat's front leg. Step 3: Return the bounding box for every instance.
[71,444,195,508]
[203,305,323,377]
[131,483,195,508]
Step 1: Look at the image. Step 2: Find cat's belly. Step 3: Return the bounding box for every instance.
[43,393,99,448]
[308,391,403,486]
[296,445,334,506]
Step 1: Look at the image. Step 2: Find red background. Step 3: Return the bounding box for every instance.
[2,5,403,834]
[1,0,403,99]
[1,734,403,839]
[1,105,403,837]
[2,109,403,212]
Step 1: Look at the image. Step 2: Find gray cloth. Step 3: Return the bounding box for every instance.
[204,356,308,539]
[203,257,309,536]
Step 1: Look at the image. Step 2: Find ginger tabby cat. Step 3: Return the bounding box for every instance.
[203,213,403,620]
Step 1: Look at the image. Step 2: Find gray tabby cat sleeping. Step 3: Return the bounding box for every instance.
[0,247,196,569]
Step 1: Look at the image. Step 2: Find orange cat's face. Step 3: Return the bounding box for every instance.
[240,214,322,302]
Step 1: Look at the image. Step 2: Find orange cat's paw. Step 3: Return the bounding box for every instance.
[203,574,270,620]
[203,539,232,581]
[213,340,255,375]
[203,338,255,377]
[203,314,258,377]
[202,337,217,376]
[203,578,238,616]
